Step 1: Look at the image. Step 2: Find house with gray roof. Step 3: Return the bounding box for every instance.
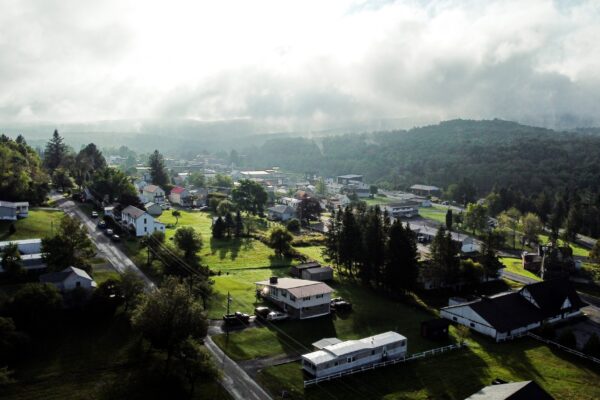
[267,204,295,221]
[121,205,165,237]
[255,277,333,319]
[40,267,97,291]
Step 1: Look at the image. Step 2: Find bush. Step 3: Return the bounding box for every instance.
[583,333,600,358]
[286,218,300,233]
[8,223,16,235]
[557,329,577,349]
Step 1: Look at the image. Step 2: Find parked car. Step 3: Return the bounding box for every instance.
[106,228,114,236]
[91,211,98,218]
[266,311,288,321]
[254,306,271,320]
[111,234,121,242]
[331,297,353,312]
[161,203,171,210]
[223,311,250,326]
[97,220,107,229]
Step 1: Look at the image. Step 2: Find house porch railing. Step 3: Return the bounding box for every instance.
[303,342,467,388]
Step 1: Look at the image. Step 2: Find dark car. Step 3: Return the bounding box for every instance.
[254,306,271,320]
[97,220,107,229]
[223,311,250,326]
[331,297,353,312]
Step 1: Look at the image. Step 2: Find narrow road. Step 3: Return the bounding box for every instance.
[55,198,155,289]
[204,335,273,400]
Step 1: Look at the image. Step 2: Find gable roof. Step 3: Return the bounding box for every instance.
[122,205,146,219]
[294,262,321,270]
[171,186,186,194]
[466,380,554,400]
[255,277,333,297]
[143,185,162,193]
[40,266,93,284]
[268,205,294,214]
[467,292,542,333]
[520,279,586,317]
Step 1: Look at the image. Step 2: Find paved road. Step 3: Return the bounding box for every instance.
[204,335,273,400]
[55,198,155,289]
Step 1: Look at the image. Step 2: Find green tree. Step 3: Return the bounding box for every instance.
[211,216,225,239]
[316,178,326,195]
[562,207,581,244]
[1,243,24,279]
[41,215,95,272]
[464,203,488,234]
[177,338,219,397]
[521,212,543,246]
[208,174,233,188]
[90,167,142,207]
[231,180,268,215]
[9,283,63,333]
[445,208,453,231]
[590,239,600,265]
[234,210,244,237]
[51,167,73,192]
[428,226,460,286]
[268,226,293,256]
[148,150,169,187]
[286,218,300,233]
[172,210,181,225]
[119,269,146,313]
[188,172,206,188]
[131,277,208,368]
[73,143,106,188]
[369,185,378,195]
[297,196,322,225]
[173,227,203,263]
[480,231,504,280]
[460,259,484,287]
[498,207,521,249]
[217,199,234,216]
[43,129,67,172]
[384,220,418,292]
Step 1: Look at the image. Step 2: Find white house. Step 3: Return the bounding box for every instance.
[169,186,190,206]
[0,238,46,272]
[267,205,296,221]
[144,202,163,217]
[40,267,97,291]
[440,280,585,341]
[141,185,166,204]
[255,277,333,319]
[121,205,166,237]
[385,202,420,219]
[302,331,407,378]
[0,201,29,220]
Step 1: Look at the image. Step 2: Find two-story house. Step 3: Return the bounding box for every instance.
[255,277,333,319]
[121,205,166,237]
[141,185,166,204]
[169,186,190,206]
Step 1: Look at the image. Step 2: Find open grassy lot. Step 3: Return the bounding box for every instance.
[500,257,542,281]
[294,245,328,265]
[257,333,600,400]
[417,204,448,225]
[212,280,443,361]
[0,209,63,241]
[363,195,394,207]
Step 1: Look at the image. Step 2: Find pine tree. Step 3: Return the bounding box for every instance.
[323,208,341,269]
[148,150,169,187]
[211,217,225,239]
[446,208,453,231]
[234,210,244,238]
[224,213,234,238]
[338,206,361,277]
[44,129,66,172]
[360,206,385,287]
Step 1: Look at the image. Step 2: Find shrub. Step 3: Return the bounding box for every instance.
[583,333,600,358]
[286,218,300,233]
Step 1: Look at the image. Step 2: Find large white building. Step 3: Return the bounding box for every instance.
[121,205,166,237]
[40,267,97,291]
[255,277,333,319]
[302,331,407,378]
[0,238,45,272]
[440,280,585,341]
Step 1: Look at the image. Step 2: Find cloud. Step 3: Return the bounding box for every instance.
[0,0,599,129]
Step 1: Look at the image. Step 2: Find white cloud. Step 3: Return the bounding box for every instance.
[0,0,599,129]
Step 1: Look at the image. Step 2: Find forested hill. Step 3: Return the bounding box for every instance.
[240,119,600,195]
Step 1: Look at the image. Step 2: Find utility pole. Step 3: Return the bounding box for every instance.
[226,291,232,315]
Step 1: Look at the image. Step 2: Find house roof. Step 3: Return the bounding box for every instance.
[521,279,586,317]
[0,201,17,209]
[294,262,321,270]
[303,331,406,364]
[304,267,333,275]
[40,266,93,284]
[312,338,343,349]
[465,381,554,400]
[410,184,440,191]
[143,185,162,193]
[171,186,186,194]
[255,277,333,297]
[337,174,363,179]
[268,205,294,214]
[122,205,146,219]
[144,202,158,208]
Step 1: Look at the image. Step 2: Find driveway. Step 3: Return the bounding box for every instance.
[55,198,155,289]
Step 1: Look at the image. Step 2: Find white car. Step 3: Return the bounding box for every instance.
[266,311,288,321]
[91,211,98,218]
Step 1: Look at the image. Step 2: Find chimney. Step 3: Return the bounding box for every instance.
[269,276,278,284]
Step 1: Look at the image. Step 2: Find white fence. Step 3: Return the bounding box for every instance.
[304,342,467,387]
[527,332,600,365]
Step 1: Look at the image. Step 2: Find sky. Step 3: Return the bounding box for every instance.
[1,0,600,131]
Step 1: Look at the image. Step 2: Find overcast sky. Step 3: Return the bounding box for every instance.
[1,0,599,130]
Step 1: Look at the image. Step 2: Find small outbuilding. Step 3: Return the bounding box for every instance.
[40,267,97,291]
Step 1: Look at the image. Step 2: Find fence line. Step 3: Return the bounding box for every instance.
[304,342,467,387]
[527,332,600,365]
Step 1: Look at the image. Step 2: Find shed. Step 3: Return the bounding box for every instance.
[420,319,450,340]
[290,262,321,277]
[301,266,334,282]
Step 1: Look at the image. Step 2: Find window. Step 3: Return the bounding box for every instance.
[316,294,323,298]
[334,361,338,366]
[290,295,296,302]
[453,317,457,321]
[281,291,287,298]
[470,322,475,328]
[303,296,311,301]
[371,350,375,355]
[144,227,147,232]
[144,218,147,224]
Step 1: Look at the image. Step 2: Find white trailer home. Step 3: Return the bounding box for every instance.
[440,280,585,341]
[302,331,407,378]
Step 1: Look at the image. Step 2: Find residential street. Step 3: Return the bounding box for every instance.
[205,335,273,400]
[54,197,155,288]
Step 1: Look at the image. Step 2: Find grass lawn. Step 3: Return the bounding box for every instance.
[500,257,542,281]
[538,234,589,258]
[417,205,448,225]
[363,195,394,207]
[0,209,63,241]
[91,266,121,285]
[212,280,443,361]
[294,245,328,265]
[257,333,600,400]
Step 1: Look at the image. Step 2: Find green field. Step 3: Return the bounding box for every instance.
[257,334,600,400]
[538,234,589,258]
[294,245,328,265]
[500,257,542,281]
[363,195,394,207]
[0,209,63,241]
[417,205,448,225]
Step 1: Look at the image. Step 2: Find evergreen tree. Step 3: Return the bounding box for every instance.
[428,226,460,287]
[224,212,235,238]
[480,231,503,280]
[211,217,225,239]
[445,208,453,231]
[148,150,169,187]
[384,221,419,293]
[360,206,385,286]
[43,129,67,172]
[234,210,244,238]
[323,208,341,269]
[338,206,361,277]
